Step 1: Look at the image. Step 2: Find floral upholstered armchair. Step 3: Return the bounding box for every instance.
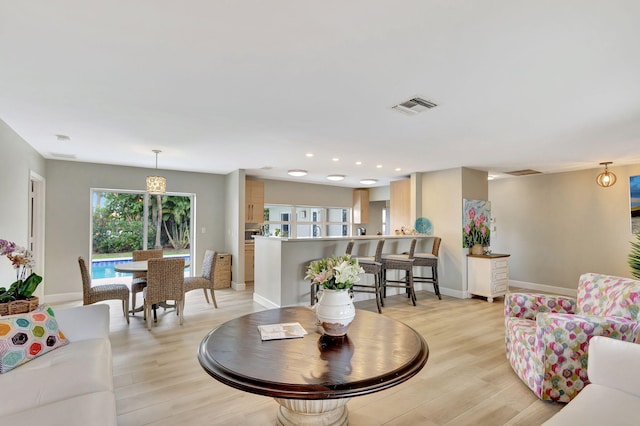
[504,273,640,402]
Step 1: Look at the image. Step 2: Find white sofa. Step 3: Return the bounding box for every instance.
[0,304,116,425]
[543,336,640,425]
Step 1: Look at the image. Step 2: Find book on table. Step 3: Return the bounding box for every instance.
[257,322,308,340]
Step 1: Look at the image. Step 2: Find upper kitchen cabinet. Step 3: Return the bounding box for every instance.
[245,180,264,223]
[352,189,369,224]
[390,179,411,233]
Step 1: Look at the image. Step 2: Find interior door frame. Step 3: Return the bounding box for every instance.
[29,171,46,299]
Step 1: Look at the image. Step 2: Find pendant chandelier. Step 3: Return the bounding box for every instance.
[595,162,617,188]
[146,150,167,194]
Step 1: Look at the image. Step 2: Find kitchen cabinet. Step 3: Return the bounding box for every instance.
[352,189,369,224]
[213,253,231,289]
[244,244,255,282]
[245,180,264,223]
[390,178,411,233]
[467,254,510,302]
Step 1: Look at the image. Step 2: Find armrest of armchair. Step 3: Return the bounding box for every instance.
[53,304,111,342]
[587,336,640,397]
[504,292,576,320]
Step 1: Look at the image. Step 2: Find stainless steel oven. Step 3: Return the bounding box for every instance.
[245,228,260,242]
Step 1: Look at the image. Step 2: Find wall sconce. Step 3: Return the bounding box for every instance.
[146,150,167,194]
[596,162,617,188]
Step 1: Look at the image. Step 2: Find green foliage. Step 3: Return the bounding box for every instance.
[161,196,191,250]
[92,193,146,253]
[0,273,42,302]
[629,234,640,279]
[92,192,191,254]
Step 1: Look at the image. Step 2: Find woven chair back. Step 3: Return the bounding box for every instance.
[201,250,217,281]
[77,256,92,304]
[132,249,163,281]
[431,237,442,257]
[407,238,417,258]
[345,240,355,256]
[146,258,185,305]
[373,239,385,262]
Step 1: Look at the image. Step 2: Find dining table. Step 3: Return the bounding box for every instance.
[198,306,429,425]
[113,259,190,273]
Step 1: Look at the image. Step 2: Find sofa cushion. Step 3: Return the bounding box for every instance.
[0,337,113,416]
[0,304,69,373]
[1,391,117,426]
[542,383,639,425]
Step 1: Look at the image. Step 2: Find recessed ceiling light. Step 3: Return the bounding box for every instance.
[376,164,383,169]
[360,179,378,185]
[305,153,314,158]
[287,170,308,177]
[395,168,401,172]
[326,175,345,181]
[355,161,362,165]
[332,158,340,162]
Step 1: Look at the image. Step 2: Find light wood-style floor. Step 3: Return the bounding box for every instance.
[55,288,564,425]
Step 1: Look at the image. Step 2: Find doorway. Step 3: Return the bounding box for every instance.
[29,171,45,299]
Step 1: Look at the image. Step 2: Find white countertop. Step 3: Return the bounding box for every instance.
[253,234,433,242]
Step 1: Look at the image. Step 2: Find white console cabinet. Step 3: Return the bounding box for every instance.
[467,254,510,302]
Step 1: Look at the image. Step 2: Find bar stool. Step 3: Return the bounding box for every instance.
[412,237,442,300]
[310,240,355,306]
[381,238,417,306]
[351,239,385,313]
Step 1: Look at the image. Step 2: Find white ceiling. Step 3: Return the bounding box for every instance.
[1,1,640,188]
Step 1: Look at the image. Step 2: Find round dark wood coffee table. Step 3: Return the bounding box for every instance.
[198,306,429,426]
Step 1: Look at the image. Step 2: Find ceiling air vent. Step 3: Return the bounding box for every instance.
[49,152,77,160]
[504,169,542,176]
[392,97,437,115]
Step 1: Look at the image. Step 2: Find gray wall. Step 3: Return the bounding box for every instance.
[421,168,465,295]
[489,164,640,290]
[45,160,226,299]
[263,178,353,207]
[0,121,46,284]
[5,118,640,300]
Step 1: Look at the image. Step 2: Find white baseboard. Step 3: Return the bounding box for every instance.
[253,292,280,309]
[508,280,577,297]
[43,292,82,304]
[231,281,246,291]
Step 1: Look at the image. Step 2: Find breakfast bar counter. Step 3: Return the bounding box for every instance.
[253,235,436,308]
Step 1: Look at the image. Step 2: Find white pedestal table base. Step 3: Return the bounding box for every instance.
[274,397,350,426]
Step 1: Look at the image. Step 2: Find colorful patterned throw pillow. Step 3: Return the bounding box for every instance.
[0,304,69,373]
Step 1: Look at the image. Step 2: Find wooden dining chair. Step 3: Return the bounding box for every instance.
[184,250,219,309]
[143,258,185,330]
[78,256,130,324]
[130,249,163,314]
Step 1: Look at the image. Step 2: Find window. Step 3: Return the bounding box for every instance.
[382,207,388,235]
[263,205,292,237]
[264,205,351,238]
[90,189,194,280]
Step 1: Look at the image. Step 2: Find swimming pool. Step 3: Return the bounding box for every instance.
[91,256,191,279]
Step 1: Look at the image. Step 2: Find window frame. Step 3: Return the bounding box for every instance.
[264,204,352,238]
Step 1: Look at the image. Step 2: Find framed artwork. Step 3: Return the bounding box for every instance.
[462,199,491,248]
[631,175,640,234]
